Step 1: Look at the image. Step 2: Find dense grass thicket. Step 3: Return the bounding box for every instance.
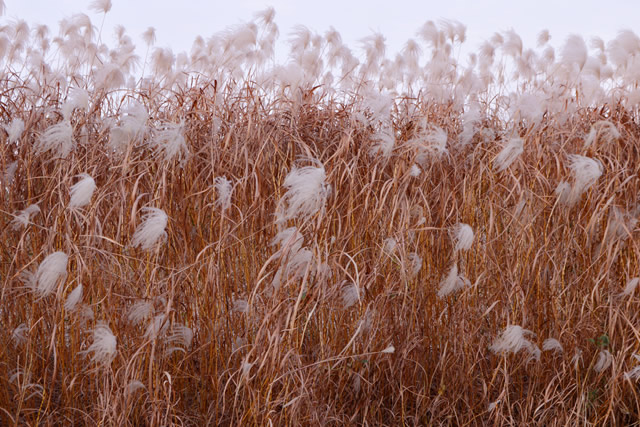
[1,2,640,425]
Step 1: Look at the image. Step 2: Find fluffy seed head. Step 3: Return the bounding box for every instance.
[490,325,540,361]
[594,349,613,372]
[34,251,68,298]
[90,0,112,13]
[494,137,523,172]
[84,322,117,366]
[127,300,153,325]
[36,120,75,158]
[437,263,470,298]
[451,223,474,251]
[558,155,603,206]
[165,324,194,356]
[64,284,83,311]
[622,278,640,296]
[12,323,28,346]
[11,204,40,229]
[215,176,233,212]
[131,207,168,250]
[341,282,360,308]
[542,338,564,353]
[150,121,189,161]
[276,161,329,225]
[5,118,24,143]
[69,173,96,208]
[624,354,640,380]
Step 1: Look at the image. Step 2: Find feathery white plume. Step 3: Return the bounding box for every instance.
[131,207,168,250]
[406,252,423,277]
[369,127,395,159]
[108,101,148,153]
[83,322,117,366]
[594,349,613,372]
[382,237,397,256]
[36,120,74,158]
[127,300,153,325]
[494,137,523,172]
[215,176,233,212]
[451,223,474,251]
[12,323,28,346]
[584,121,620,148]
[3,161,17,187]
[142,27,156,46]
[542,338,564,353]
[624,354,640,380]
[126,380,146,395]
[34,252,68,298]
[561,34,588,70]
[622,278,640,296]
[270,226,314,289]
[437,263,470,298]
[68,173,96,208]
[490,325,540,361]
[145,313,169,340]
[276,161,330,224]
[557,155,603,206]
[11,204,40,229]
[64,284,83,311]
[150,121,189,161]
[412,124,448,162]
[61,87,90,120]
[90,0,112,13]
[341,282,360,309]
[165,324,194,356]
[5,118,24,143]
[381,345,395,354]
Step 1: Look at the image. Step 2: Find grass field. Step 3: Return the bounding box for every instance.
[1,3,640,425]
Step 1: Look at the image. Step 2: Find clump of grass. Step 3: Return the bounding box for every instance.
[1,3,640,426]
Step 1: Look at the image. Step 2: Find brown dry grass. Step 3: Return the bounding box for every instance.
[1,83,640,426]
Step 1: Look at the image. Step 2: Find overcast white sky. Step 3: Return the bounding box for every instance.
[4,0,640,60]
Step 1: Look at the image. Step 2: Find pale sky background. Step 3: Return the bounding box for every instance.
[4,0,640,62]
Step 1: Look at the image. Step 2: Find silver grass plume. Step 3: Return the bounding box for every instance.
[594,349,613,372]
[624,354,640,380]
[150,121,189,161]
[33,251,68,298]
[437,263,470,298]
[36,119,75,158]
[451,223,474,251]
[11,204,40,229]
[490,325,541,361]
[556,155,603,206]
[276,160,330,225]
[127,300,154,325]
[82,322,117,366]
[64,284,83,311]
[4,118,24,143]
[215,176,233,212]
[68,173,96,208]
[131,207,168,250]
[165,324,194,357]
[494,137,523,172]
[542,338,563,353]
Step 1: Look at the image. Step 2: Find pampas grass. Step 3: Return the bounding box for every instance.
[36,119,74,158]
[68,173,96,208]
[275,161,329,225]
[1,4,640,425]
[83,322,117,366]
[131,207,168,250]
[33,252,68,298]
